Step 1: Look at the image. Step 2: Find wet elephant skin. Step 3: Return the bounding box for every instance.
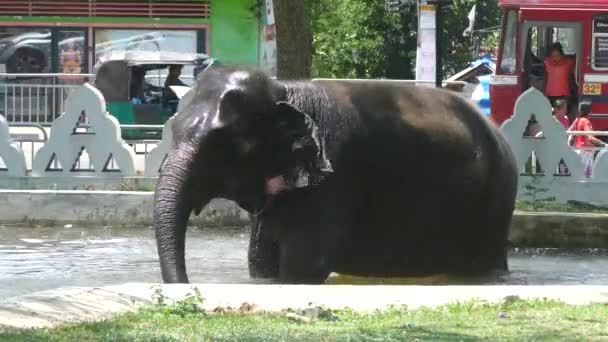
[153,65,518,284]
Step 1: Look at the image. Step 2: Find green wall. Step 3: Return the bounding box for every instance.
[0,0,260,66]
[210,0,259,65]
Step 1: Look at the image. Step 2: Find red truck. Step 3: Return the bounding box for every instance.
[492,0,608,132]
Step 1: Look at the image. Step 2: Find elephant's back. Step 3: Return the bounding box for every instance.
[315,80,496,145]
[314,81,505,174]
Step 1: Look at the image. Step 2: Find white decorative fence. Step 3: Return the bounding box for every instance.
[2,83,608,206]
[0,83,171,179]
[0,73,93,124]
[500,87,608,206]
[0,114,27,177]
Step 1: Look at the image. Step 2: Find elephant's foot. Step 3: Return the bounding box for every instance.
[278,244,330,284]
[278,262,330,284]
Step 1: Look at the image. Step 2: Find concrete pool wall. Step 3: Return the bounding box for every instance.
[0,190,249,228]
[1,189,608,248]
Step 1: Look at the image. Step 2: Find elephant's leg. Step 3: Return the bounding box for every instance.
[248,214,279,279]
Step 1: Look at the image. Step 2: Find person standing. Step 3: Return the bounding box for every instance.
[544,43,575,110]
[163,65,188,114]
[569,101,606,177]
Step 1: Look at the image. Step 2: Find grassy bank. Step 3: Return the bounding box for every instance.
[2,297,607,341]
[515,200,608,214]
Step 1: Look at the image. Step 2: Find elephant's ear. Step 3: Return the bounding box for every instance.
[275,101,333,187]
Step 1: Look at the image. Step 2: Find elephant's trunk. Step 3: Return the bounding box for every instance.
[153,142,200,283]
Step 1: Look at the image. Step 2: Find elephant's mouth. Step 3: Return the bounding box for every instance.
[265,167,309,194]
[242,173,300,216]
[252,164,329,216]
[265,175,291,195]
[241,196,273,217]
[265,161,330,195]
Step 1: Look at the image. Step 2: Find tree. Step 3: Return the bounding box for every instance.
[274,0,313,79]
[441,0,501,75]
[309,0,502,80]
[310,0,413,79]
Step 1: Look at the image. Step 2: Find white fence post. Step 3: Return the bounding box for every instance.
[31,83,136,177]
[0,114,27,177]
[592,148,608,181]
[500,87,586,203]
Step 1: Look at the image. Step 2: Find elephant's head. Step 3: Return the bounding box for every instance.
[154,66,333,283]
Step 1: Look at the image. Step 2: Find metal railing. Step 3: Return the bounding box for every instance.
[7,123,48,173]
[311,78,470,87]
[527,130,608,150]
[566,131,608,153]
[0,74,472,126]
[8,123,161,173]
[0,73,93,125]
[525,130,608,176]
[0,73,196,126]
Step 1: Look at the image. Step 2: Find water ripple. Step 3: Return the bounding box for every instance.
[1,226,608,299]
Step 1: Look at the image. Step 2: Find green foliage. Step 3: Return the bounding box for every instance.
[3,299,608,341]
[150,285,206,318]
[309,0,502,79]
[521,175,555,210]
[310,0,415,79]
[441,0,501,75]
[516,199,608,214]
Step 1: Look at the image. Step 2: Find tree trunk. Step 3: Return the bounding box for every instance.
[273,0,312,80]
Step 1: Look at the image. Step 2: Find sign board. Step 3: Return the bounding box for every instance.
[265,0,275,26]
[594,36,608,69]
[419,4,436,29]
[594,17,608,34]
[416,2,436,86]
[594,16,608,68]
[259,0,277,77]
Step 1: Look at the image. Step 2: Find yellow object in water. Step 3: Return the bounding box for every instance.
[324,273,469,285]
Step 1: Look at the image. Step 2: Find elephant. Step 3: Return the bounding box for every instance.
[153,65,518,284]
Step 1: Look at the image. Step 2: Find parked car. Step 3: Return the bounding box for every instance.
[0,30,175,74]
[0,31,55,73]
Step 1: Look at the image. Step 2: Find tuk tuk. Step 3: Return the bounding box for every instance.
[492,0,608,131]
[93,51,214,139]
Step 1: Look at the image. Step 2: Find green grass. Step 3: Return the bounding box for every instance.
[515,200,608,214]
[2,298,608,341]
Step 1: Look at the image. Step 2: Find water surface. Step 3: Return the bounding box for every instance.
[1,226,607,299]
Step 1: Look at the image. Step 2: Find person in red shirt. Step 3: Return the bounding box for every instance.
[569,102,606,177]
[544,42,575,109]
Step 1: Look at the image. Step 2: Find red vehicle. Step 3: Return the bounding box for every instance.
[492,0,608,132]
